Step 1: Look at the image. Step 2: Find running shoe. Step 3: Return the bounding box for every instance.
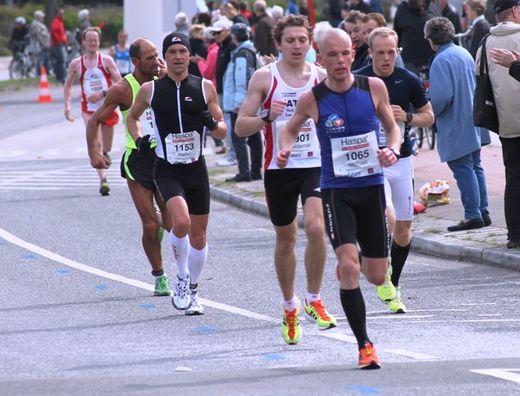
[185,286,204,316]
[99,182,110,196]
[153,275,171,296]
[172,275,192,310]
[304,299,337,330]
[376,265,396,302]
[281,298,302,345]
[387,286,407,314]
[358,342,381,370]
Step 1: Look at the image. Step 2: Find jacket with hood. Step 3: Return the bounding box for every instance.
[222,40,257,113]
[476,22,520,138]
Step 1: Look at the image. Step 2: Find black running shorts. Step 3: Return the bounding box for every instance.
[321,185,388,258]
[153,157,210,215]
[264,167,321,227]
[120,148,157,191]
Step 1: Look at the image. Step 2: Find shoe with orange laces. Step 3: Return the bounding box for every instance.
[281,298,302,345]
[304,299,337,330]
[358,342,381,370]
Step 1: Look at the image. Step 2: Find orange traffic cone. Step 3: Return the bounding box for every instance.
[37,66,53,103]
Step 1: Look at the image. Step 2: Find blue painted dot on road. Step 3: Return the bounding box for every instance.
[194,325,214,334]
[95,284,109,291]
[140,303,157,311]
[263,353,286,361]
[55,268,71,275]
[21,254,36,260]
[350,385,380,394]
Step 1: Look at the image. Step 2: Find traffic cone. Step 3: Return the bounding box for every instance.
[37,66,53,103]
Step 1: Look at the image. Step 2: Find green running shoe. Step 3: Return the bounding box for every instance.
[387,286,407,314]
[281,298,302,345]
[99,182,110,196]
[376,266,396,302]
[154,275,171,296]
[304,299,337,330]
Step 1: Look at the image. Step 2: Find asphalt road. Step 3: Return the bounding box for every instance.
[1,87,519,395]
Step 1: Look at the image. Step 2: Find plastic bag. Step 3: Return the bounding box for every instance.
[419,180,450,207]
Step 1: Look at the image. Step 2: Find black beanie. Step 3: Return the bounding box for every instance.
[162,32,191,57]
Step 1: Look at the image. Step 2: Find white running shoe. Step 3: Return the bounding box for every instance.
[172,275,192,310]
[185,288,204,316]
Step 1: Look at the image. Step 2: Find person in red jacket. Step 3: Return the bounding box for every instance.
[50,8,67,83]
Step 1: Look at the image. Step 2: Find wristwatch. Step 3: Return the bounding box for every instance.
[260,109,271,123]
[406,112,413,124]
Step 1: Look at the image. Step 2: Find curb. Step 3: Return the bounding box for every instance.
[210,185,520,272]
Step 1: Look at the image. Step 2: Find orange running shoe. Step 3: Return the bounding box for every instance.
[358,342,381,370]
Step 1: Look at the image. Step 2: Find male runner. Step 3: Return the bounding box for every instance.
[64,27,121,196]
[86,38,172,297]
[127,33,226,315]
[235,15,337,345]
[356,27,435,313]
[277,28,401,369]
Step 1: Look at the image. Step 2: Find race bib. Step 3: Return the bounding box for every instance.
[331,131,381,178]
[275,119,320,164]
[165,131,201,164]
[83,68,108,112]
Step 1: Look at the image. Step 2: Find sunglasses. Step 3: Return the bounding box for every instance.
[212,30,222,36]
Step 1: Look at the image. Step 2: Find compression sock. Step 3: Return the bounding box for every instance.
[169,231,189,278]
[390,241,411,287]
[187,243,208,285]
[340,287,370,350]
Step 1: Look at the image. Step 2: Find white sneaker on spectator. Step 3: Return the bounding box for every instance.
[216,158,237,167]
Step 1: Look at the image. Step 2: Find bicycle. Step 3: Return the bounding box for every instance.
[8,38,38,79]
[415,65,436,150]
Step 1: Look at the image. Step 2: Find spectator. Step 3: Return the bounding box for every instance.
[490,47,520,81]
[188,24,208,78]
[174,12,190,36]
[253,0,278,57]
[329,0,344,26]
[30,11,51,75]
[299,0,310,16]
[394,0,442,75]
[348,0,374,14]
[222,0,250,25]
[212,17,238,166]
[287,0,300,14]
[223,23,263,182]
[426,17,491,232]
[270,5,285,22]
[477,0,520,248]
[78,9,91,30]
[438,0,463,35]
[484,0,497,24]
[462,0,490,58]
[193,12,212,27]
[340,11,371,70]
[240,1,253,23]
[50,9,67,83]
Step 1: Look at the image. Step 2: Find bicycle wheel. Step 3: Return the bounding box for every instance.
[8,57,24,79]
[417,127,425,149]
[426,125,436,149]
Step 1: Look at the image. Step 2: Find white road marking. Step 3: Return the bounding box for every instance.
[470,369,520,385]
[1,227,439,361]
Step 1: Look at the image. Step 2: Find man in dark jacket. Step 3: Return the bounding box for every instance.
[394,0,441,74]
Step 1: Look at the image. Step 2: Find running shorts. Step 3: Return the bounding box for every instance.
[153,157,210,215]
[321,185,388,258]
[264,167,321,227]
[120,148,156,191]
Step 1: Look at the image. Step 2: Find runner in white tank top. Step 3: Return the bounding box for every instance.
[235,15,337,346]
[262,61,321,170]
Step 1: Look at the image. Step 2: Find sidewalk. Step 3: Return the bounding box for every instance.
[204,142,520,272]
